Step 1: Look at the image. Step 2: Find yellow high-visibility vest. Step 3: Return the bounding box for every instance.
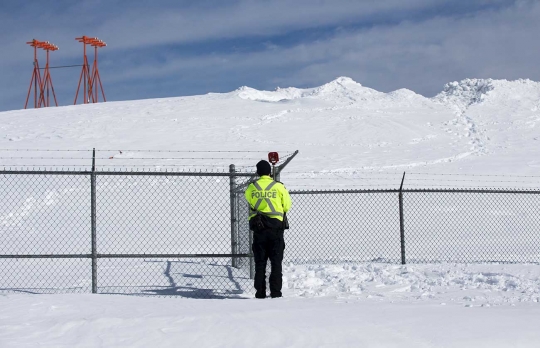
[244,175,291,221]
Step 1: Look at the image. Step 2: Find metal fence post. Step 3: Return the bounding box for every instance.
[398,172,406,265]
[229,164,238,267]
[91,148,98,293]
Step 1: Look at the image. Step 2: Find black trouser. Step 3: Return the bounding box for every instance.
[252,227,285,298]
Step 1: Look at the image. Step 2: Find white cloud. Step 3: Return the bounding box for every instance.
[2,0,498,57]
[101,0,540,97]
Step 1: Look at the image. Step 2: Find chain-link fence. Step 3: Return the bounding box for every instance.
[286,188,540,265]
[0,169,256,298]
[402,189,540,263]
[1,169,539,298]
[285,190,402,264]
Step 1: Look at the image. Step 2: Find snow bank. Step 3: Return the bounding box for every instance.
[284,263,540,306]
[433,78,540,113]
[232,85,306,102]
[433,78,495,112]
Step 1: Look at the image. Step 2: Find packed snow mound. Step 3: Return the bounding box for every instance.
[433,78,495,112]
[234,76,385,103]
[432,78,540,114]
[306,76,386,102]
[386,88,430,104]
[233,85,306,102]
[479,78,540,104]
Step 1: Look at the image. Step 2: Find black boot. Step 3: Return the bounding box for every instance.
[270,292,282,298]
[255,291,266,299]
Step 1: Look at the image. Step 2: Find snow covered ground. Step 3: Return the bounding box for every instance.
[1,77,540,347]
[2,77,540,187]
[1,262,540,347]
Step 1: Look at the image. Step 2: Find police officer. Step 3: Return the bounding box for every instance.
[245,160,292,298]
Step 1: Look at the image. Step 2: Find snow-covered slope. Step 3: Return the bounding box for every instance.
[2,76,539,188]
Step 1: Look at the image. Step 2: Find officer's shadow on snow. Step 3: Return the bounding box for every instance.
[141,260,250,299]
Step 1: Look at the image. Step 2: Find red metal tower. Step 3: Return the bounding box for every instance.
[25,39,44,109]
[89,38,107,103]
[38,41,59,107]
[24,39,59,109]
[74,36,106,105]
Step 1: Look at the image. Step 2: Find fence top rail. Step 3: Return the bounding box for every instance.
[290,188,540,194]
[0,170,91,175]
[402,188,540,194]
[290,189,400,194]
[0,170,256,177]
[0,253,251,259]
[95,171,256,177]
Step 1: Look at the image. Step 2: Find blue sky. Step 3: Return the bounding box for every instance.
[1,0,539,112]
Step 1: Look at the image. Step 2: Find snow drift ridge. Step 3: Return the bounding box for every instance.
[234,77,540,111]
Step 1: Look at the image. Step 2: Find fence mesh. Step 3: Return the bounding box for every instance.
[0,173,91,294]
[1,171,539,298]
[0,171,256,298]
[404,190,540,263]
[0,258,91,294]
[286,191,402,263]
[0,173,90,255]
[97,174,232,255]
